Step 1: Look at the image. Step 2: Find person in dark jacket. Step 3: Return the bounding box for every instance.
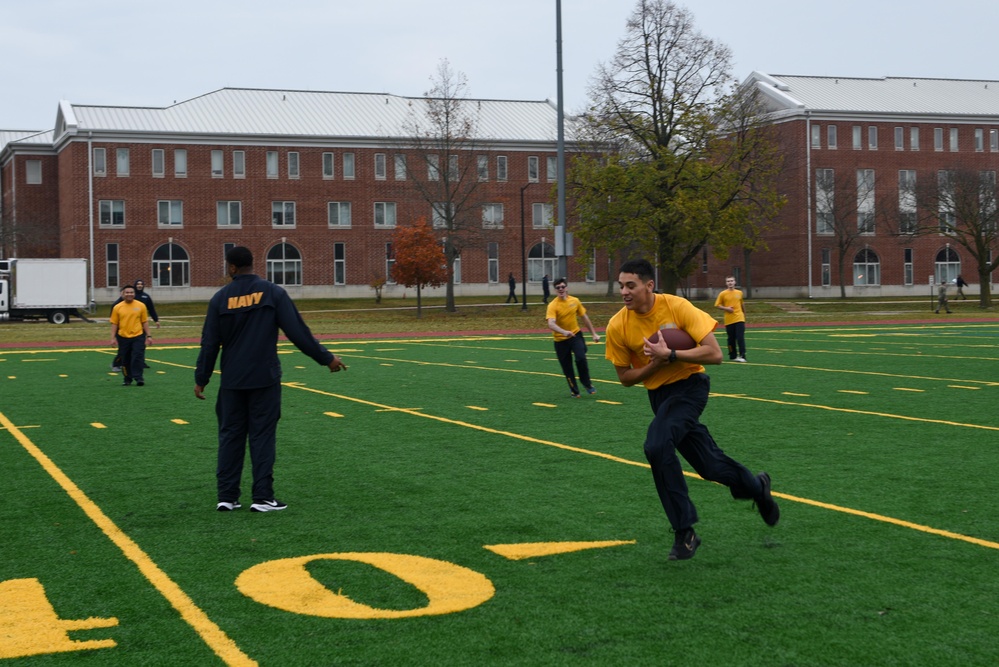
[542,274,551,304]
[506,272,518,303]
[194,246,347,513]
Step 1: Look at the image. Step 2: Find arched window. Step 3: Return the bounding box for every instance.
[266,243,302,286]
[527,242,557,282]
[151,242,190,287]
[853,248,880,286]
[934,247,960,285]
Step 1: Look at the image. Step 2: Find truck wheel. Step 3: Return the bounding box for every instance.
[49,311,68,325]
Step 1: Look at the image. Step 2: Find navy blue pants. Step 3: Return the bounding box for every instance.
[116,334,146,383]
[216,383,282,503]
[725,321,746,359]
[554,335,592,395]
[644,373,760,532]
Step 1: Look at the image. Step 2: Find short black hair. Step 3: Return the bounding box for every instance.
[553,277,568,287]
[226,246,254,268]
[619,259,655,283]
[121,284,135,293]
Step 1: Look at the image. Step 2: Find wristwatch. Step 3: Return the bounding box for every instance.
[668,349,677,363]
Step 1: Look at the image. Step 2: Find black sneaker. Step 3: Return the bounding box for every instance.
[216,501,242,511]
[251,499,288,512]
[122,380,132,386]
[136,381,145,386]
[755,472,780,526]
[668,528,701,561]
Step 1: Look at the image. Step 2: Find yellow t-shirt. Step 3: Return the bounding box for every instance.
[714,288,745,326]
[604,293,717,390]
[111,300,148,338]
[545,295,587,342]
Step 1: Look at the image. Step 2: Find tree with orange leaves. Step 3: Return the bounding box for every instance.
[391,218,448,318]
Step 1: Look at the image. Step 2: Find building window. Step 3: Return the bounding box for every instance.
[217,201,242,227]
[991,129,999,152]
[448,155,459,180]
[934,128,944,151]
[528,156,540,181]
[174,149,187,177]
[152,242,190,287]
[25,160,42,184]
[857,169,875,235]
[333,242,346,285]
[546,156,557,181]
[827,125,837,149]
[452,253,461,284]
[106,243,119,289]
[157,200,183,227]
[938,171,956,232]
[116,148,130,176]
[394,154,407,180]
[898,170,917,234]
[266,243,302,286]
[903,248,913,286]
[487,242,499,283]
[868,126,878,150]
[428,154,440,181]
[99,200,125,227]
[323,152,335,179]
[935,246,960,285]
[373,153,386,180]
[810,124,821,149]
[496,155,508,181]
[385,242,395,284]
[343,152,355,179]
[586,247,597,282]
[432,202,452,229]
[910,127,920,151]
[152,150,165,177]
[853,248,880,286]
[815,169,835,235]
[328,201,351,227]
[272,201,296,227]
[532,202,553,229]
[528,242,557,281]
[374,202,397,228]
[233,151,245,178]
[288,152,300,179]
[894,127,904,151]
[93,147,107,176]
[975,129,985,152]
[981,170,997,231]
[950,128,959,152]
[821,248,831,287]
[852,126,862,150]
[477,155,489,181]
[211,150,224,177]
[482,203,504,229]
[266,151,279,178]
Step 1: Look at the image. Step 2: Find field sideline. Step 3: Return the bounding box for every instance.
[2,321,998,665]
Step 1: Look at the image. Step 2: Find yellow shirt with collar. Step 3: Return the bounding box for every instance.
[111,300,148,338]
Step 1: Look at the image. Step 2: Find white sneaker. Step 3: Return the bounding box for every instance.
[216,501,242,511]
[251,499,288,512]
[734,356,747,363]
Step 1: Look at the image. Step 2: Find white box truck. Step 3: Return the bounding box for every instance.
[0,258,91,324]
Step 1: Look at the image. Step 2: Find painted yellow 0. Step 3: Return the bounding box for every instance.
[235,553,495,619]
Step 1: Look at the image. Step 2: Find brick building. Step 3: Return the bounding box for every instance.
[1,88,600,304]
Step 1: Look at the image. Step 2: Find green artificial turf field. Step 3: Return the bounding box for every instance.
[1,321,998,666]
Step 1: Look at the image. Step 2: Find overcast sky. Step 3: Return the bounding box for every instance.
[3,0,998,130]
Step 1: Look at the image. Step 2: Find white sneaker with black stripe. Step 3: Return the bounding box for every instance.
[251,499,288,512]
[216,501,242,511]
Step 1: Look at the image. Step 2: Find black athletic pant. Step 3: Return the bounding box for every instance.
[554,334,591,395]
[116,334,146,383]
[644,373,760,532]
[725,321,746,359]
[216,383,282,503]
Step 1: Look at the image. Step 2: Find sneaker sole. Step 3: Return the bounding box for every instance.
[216,502,242,511]
[250,502,287,512]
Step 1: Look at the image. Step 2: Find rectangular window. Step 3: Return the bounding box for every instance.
[211,150,224,177]
[448,155,458,180]
[395,154,407,180]
[868,126,878,150]
[980,170,996,231]
[934,128,944,151]
[821,248,831,287]
[815,168,835,235]
[272,201,296,227]
[106,243,119,289]
[975,129,985,152]
[343,152,355,179]
[903,248,913,286]
[116,148,130,176]
[898,170,917,234]
[174,149,187,177]
[233,151,246,178]
[894,127,904,151]
[496,155,508,181]
[427,154,440,181]
[852,126,862,150]
[528,156,539,181]
[323,152,335,179]
[811,125,821,149]
[374,202,397,228]
[827,125,837,149]
[938,170,956,232]
[452,255,461,284]
[482,203,504,229]
[431,202,452,229]
[288,152,300,178]
[950,128,959,152]
[157,200,183,226]
[25,160,42,184]
[328,201,351,227]
[991,129,999,152]
[93,147,107,176]
[546,156,557,181]
[532,202,553,229]
[217,201,242,227]
[910,127,920,151]
[857,169,875,234]
[334,243,346,285]
[99,200,125,227]
[374,153,386,180]
[477,155,489,181]
[151,149,164,177]
[487,242,499,283]
[386,242,395,284]
[266,151,279,178]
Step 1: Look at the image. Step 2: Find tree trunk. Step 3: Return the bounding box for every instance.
[416,283,423,318]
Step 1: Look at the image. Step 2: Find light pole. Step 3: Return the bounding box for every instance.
[520,183,530,311]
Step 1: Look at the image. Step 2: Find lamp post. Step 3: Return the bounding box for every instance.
[520,183,530,311]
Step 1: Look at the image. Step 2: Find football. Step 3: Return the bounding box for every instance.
[646,328,697,350]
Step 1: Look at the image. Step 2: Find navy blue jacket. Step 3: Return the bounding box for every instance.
[194,274,334,389]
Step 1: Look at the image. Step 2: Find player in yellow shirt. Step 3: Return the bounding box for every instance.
[604,260,777,561]
[110,285,151,386]
[714,276,747,362]
[545,277,601,397]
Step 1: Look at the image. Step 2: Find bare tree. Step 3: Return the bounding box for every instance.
[814,167,880,298]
